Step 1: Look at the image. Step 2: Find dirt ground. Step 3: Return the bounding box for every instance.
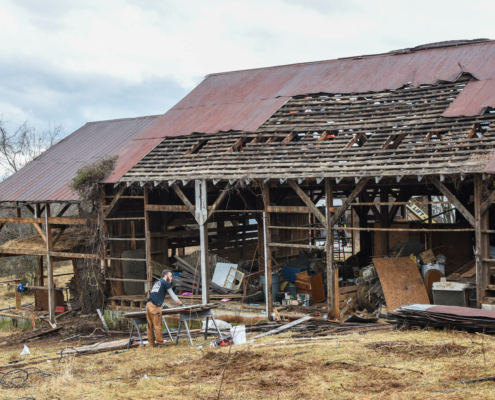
[0,325,495,399]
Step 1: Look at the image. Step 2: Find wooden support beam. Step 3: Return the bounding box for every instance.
[330,179,369,227]
[144,188,152,297]
[0,217,85,225]
[429,177,475,227]
[56,204,72,217]
[262,183,273,320]
[288,180,327,227]
[360,190,386,227]
[207,183,231,220]
[103,185,126,218]
[481,188,495,216]
[325,178,339,319]
[475,175,490,308]
[37,256,43,287]
[195,180,210,304]
[172,183,195,215]
[379,188,389,255]
[51,227,67,248]
[44,204,55,324]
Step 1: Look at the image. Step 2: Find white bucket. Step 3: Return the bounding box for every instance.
[230,325,246,345]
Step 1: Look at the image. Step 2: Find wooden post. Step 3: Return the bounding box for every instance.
[380,188,389,256]
[195,180,210,304]
[325,178,339,319]
[257,195,264,274]
[262,183,273,319]
[44,203,55,324]
[428,194,433,249]
[15,279,21,309]
[37,256,44,286]
[474,175,489,308]
[144,187,152,296]
[351,210,356,256]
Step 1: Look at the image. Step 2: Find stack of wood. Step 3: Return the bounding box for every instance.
[173,252,242,296]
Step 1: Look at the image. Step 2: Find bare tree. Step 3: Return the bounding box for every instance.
[0,119,62,178]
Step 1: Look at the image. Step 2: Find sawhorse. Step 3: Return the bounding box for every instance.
[127,315,174,349]
[176,309,223,346]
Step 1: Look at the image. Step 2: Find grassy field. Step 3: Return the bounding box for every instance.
[1,325,495,399]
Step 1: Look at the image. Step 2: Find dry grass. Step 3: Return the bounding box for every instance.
[0,225,93,253]
[0,327,494,399]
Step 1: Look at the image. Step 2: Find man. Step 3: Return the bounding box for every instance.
[146,269,182,346]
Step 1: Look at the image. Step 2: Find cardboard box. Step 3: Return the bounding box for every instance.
[419,249,436,264]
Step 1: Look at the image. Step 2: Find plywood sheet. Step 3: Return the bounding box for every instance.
[373,257,430,311]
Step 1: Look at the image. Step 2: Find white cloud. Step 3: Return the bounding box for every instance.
[1,0,495,134]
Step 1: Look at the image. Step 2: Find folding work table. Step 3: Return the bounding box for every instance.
[123,303,222,348]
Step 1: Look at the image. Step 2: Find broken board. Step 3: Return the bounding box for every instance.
[373,257,430,311]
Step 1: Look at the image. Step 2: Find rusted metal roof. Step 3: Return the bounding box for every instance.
[5,40,495,201]
[107,40,495,181]
[0,116,160,202]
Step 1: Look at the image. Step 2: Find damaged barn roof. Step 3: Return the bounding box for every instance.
[0,116,160,202]
[120,76,495,182]
[3,39,495,201]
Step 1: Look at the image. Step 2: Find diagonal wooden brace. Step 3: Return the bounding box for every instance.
[172,183,195,215]
[207,183,231,220]
[429,177,475,227]
[103,185,126,219]
[330,179,369,227]
[481,187,495,216]
[288,180,327,227]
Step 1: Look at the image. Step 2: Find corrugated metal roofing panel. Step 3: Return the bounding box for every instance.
[0,116,160,202]
[442,79,495,117]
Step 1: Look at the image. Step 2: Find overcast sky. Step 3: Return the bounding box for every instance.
[2,0,495,136]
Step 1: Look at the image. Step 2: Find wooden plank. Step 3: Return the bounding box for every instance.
[103,185,126,218]
[253,316,311,339]
[429,177,475,227]
[329,179,369,227]
[288,180,327,227]
[373,257,430,311]
[146,205,190,212]
[339,285,359,294]
[50,252,99,259]
[172,183,195,215]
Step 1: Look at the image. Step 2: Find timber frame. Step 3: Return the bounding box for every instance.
[0,201,96,323]
[100,172,495,320]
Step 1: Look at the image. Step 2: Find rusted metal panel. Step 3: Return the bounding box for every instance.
[442,80,495,117]
[0,116,160,202]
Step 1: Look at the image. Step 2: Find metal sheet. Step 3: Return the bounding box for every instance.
[427,305,495,319]
[0,116,160,202]
[442,79,495,117]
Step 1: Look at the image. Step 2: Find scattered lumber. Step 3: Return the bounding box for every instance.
[21,327,62,343]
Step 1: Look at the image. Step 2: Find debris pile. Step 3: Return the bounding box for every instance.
[173,252,246,296]
[387,304,495,333]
